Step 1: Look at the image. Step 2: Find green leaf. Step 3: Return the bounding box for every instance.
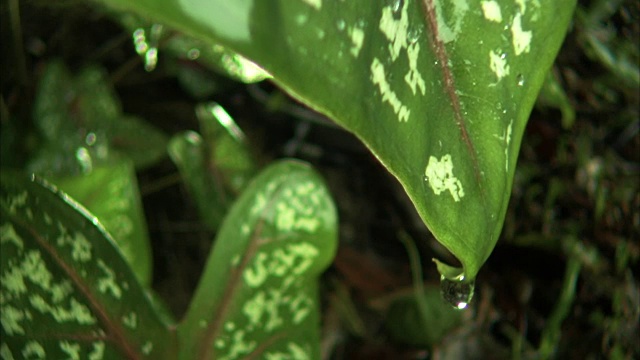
[118,15,270,83]
[164,34,271,83]
[168,102,258,230]
[385,285,463,347]
[27,60,163,285]
[94,0,576,280]
[537,71,575,129]
[0,172,175,359]
[30,60,168,173]
[178,160,338,360]
[48,158,153,287]
[110,115,169,170]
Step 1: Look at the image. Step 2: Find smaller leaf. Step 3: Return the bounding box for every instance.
[30,60,168,173]
[385,285,463,347]
[27,60,165,283]
[537,71,575,129]
[173,62,222,99]
[0,172,175,359]
[110,115,169,170]
[178,160,338,360]
[168,102,257,230]
[48,158,153,287]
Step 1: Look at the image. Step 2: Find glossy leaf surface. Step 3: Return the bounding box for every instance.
[28,60,164,285]
[49,159,153,286]
[0,173,175,359]
[96,0,576,279]
[178,160,338,360]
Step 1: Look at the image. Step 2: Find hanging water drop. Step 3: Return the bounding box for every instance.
[440,275,475,309]
[500,52,507,60]
[516,74,525,86]
[336,19,346,31]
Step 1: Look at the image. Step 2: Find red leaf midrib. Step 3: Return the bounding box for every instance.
[421,0,484,190]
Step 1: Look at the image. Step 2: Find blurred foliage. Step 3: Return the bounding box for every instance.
[23,60,169,285]
[168,102,258,230]
[178,160,338,360]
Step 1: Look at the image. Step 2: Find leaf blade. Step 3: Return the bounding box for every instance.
[94,0,576,279]
[177,160,338,360]
[0,173,175,359]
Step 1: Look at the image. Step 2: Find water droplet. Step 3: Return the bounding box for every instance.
[295,13,308,25]
[75,147,93,174]
[408,28,421,45]
[187,48,200,60]
[144,48,158,72]
[440,275,475,309]
[434,60,439,65]
[132,28,148,55]
[516,74,524,86]
[133,25,163,72]
[85,132,96,146]
[500,52,507,60]
[336,19,346,31]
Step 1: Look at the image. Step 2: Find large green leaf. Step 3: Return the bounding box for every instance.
[178,160,338,359]
[94,0,576,281]
[0,173,175,359]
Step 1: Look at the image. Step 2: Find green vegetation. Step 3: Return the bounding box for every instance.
[1,0,637,358]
